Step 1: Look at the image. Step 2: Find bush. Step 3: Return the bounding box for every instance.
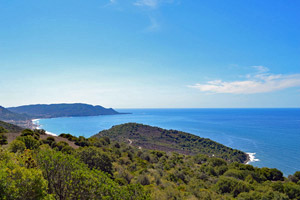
[37,149,147,199]
[54,141,69,151]
[137,175,150,186]
[9,140,26,153]
[21,129,40,140]
[216,176,250,197]
[77,146,113,174]
[0,151,48,200]
[17,135,40,150]
[0,133,8,145]
[283,182,300,199]
[0,127,8,133]
[42,137,56,148]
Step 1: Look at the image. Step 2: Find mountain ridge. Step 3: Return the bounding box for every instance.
[0,106,31,121]
[8,103,121,118]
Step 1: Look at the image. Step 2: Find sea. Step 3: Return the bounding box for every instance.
[33,108,300,176]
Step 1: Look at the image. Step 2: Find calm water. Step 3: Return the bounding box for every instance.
[34,108,300,176]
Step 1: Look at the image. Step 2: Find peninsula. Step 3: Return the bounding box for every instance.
[0,103,122,128]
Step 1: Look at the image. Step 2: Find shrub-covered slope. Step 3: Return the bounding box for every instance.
[94,123,247,163]
[1,127,300,200]
[0,120,23,132]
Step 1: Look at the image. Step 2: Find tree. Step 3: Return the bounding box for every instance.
[17,135,40,150]
[137,174,150,186]
[283,182,300,199]
[77,146,113,174]
[0,150,49,200]
[0,133,8,145]
[9,140,26,153]
[36,149,147,200]
[54,141,69,151]
[42,137,56,148]
[0,127,8,133]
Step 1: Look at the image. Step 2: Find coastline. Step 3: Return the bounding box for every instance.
[32,118,259,165]
[32,119,57,136]
[246,152,260,164]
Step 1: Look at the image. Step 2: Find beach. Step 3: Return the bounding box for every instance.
[32,119,57,136]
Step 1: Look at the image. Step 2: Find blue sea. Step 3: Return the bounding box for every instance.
[34,108,300,176]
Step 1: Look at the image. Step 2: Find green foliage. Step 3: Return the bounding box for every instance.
[17,135,40,150]
[216,176,250,197]
[0,149,49,200]
[54,141,69,151]
[1,127,299,200]
[36,149,148,199]
[282,182,300,199]
[75,136,90,147]
[0,126,8,133]
[21,128,41,140]
[9,140,26,153]
[137,174,151,186]
[77,146,113,174]
[0,106,30,121]
[42,136,56,148]
[0,120,23,132]
[95,123,247,163]
[0,133,8,145]
[260,167,284,181]
[288,171,300,184]
[59,133,78,141]
[34,129,46,135]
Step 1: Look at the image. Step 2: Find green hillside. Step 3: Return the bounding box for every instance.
[1,127,300,200]
[0,120,23,132]
[94,123,247,163]
[0,106,30,121]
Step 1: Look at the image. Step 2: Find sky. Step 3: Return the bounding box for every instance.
[0,0,299,108]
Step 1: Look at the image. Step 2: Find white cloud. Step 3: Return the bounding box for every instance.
[252,65,269,73]
[133,0,174,9]
[189,67,300,94]
[134,0,158,8]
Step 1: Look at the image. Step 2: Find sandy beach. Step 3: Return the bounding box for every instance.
[32,119,57,136]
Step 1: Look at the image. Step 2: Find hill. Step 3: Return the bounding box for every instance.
[0,106,30,121]
[1,125,300,199]
[0,120,23,132]
[94,123,248,163]
[8,103,120,118]
[1,127,299,199]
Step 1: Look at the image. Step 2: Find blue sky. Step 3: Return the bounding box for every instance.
[0,0,299,108]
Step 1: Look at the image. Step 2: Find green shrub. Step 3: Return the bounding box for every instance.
[17,135,40,150]
[9,140,26,153]
[0,133,8,145]
[77,146,113,174]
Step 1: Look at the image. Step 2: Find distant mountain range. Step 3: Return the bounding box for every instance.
[7,103,121,119]
[94,123,248,163]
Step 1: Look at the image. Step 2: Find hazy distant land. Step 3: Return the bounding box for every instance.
[0,103,123,129]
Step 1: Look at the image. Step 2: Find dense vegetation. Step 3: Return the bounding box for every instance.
[94,123,247,163]
[1,122,300,199]
[7,103,120,118]
[0,120,24,132]
[0,106,30,121]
